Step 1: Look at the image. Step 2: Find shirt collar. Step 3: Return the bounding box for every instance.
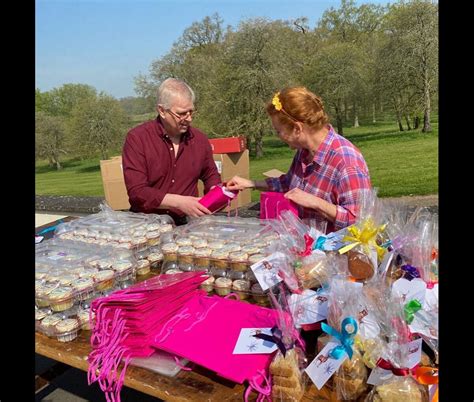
[302,124,335,167]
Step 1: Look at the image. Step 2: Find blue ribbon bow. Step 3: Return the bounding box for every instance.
[321,317,358,359]
[312,235,327,251]
[253,326,293,357]
[37,219,64,236]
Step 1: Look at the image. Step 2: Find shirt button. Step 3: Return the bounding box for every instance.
[170,147,173,151]
[171,179,175,183]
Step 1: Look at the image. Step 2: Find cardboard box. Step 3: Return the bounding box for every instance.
[198,150,251,211]
[100,156,131,210]
[262,169,285,178]
[208,136,247,154]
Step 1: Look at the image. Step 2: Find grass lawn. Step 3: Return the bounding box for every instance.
[36,120,438,202]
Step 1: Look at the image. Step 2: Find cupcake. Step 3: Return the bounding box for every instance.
[77,309,93,330]
[55,318,80,342]
[35,308,50,323]
[79,268,99,279]
[194,248,211,269]
[112,261,135,282]
[211,249,230,270]
[224,242,242,253]
[232,279,250,300]
[229,252,249,272]
[131,236,148,251]
[208,240,225,250]
[93,270,116,291]
[177,246,195,271]
[97,259,114,270]
[192,238,208,249]
[147,252,164,270]
[119,235,132,244]
[248,254,266,266]
[35,283,59,308]
[214,277,232,296]
[71,277,95,301]
[161,242,179,259]
[146,223,161,232]
[135,260,151,276]
[200,276,215,293]
[146,230,161,247]
[40,313,63,335]
[176,238,193,247]
[242,245,261,255]
[59,275,78,287]
[251,283,269,305]
[48,286,75,312]
[159,224,173,233]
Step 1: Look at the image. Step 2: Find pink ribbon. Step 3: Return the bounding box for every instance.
[244,369,273,402]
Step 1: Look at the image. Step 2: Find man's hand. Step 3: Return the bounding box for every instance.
[226,176,255,191]
[175,195,212,217]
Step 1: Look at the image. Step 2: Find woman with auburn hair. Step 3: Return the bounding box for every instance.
[226,86,372,233]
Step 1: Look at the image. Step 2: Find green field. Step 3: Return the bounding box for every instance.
[35,120,438,201]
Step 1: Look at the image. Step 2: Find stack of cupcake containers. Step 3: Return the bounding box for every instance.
[159,216,281,305]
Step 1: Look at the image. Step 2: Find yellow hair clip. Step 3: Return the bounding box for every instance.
[272,92,282,111]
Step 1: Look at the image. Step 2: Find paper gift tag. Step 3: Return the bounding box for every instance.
[392,278,427,304]
[321,231,346,251]
[355,302,380,339]
[406,338,423,369]
[305,341,347,390]
[288,289,328,327]
[232,328,278,354]
[367,366,394,386]
[250,252,284,291]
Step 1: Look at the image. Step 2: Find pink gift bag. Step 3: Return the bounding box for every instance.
[199,185,238,213]
[260,191,299,220]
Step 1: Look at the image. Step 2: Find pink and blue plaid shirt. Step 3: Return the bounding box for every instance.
[265,125,371,233]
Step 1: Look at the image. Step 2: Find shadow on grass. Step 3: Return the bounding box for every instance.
[35,159,84,174]
[77,164,101,173]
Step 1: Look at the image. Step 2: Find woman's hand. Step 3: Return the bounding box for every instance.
[284,188,317,209]
[226,176,255,191]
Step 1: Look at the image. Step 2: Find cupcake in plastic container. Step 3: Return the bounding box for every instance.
[35,308,51,331]
[176,237,193,247]
[211,249,230,271]
[112,261,136,288]
[59,275,78,287]
[208,240,225,250]
[229,252,249,273]
[194,248,211,271]
[200,275,215,293]
[147,252,163,271]
[161,242,179,272]
[48,286,75,312]
[232,279,250,300]
[214,277,232,296]
[146,230,161,247]
[146,222,161,232]
[131,236,148,253]
[251,283,269,305]
[40,314,63,336]
[164,268,183,275]
[136,260,151,276]
[35,283,59,308]
[77,308,93,331]
[177,246,195,272]
[71,277,96,302]
[55,318,80,342]
[159,223,174,234]
[93,270,116,291]
[192,238,208,249]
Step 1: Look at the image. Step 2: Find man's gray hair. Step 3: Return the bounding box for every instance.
[156,78,195,109]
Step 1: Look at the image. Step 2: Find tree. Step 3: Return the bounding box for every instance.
[36,84,97,117]
[35,112,68,170]
[68,94,130,160]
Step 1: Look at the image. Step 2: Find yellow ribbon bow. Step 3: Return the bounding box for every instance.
[338,218,387,261]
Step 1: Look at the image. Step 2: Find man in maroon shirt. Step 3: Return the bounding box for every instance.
[122,78,222,224]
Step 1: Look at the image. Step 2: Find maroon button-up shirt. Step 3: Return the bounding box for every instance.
[122,118,221,220]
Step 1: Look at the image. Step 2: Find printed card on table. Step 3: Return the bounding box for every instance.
[289,289,328,327]
[305,341,347,390]
[233,328,278,354]
[250,252,284,291]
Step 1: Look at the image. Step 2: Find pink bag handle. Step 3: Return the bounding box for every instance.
[263,196,270,219]
[244,369,272,402]
[224,292,240,301]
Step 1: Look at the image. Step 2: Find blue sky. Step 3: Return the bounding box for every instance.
[36,0,390,99]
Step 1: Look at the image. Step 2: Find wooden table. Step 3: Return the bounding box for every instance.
[35,218,326,401]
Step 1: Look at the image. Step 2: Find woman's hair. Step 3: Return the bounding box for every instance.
[266,86,329,131]
[156,78,195,109]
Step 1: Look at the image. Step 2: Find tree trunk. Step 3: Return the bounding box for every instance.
[255,137,263,158]
[344,100,348,123]
[422,78,432,132]
[353,102,359,128]
[404,115,412,131]
[48,158,54,168]
[55,160,62,170]
[414,116,420,130]
[335,104,344,136]
[246,135,252,156]
[372,102,376,123]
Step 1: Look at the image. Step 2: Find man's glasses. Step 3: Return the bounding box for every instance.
[166,108,197,120]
